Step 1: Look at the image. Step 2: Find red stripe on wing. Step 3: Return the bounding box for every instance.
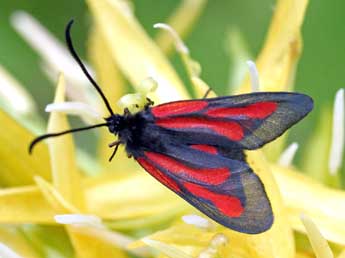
[206,102,277,119]
[152,100,208,118]
[145,152,230,185]
[190,145,218,155]
[184,181,244,217]
[156,117,244,141]
[137,157,181,192]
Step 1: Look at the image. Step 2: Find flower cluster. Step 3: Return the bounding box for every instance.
[0,0,344,258]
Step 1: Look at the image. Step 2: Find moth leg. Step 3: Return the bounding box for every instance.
[108,140,122,162]
[145,97,154,109]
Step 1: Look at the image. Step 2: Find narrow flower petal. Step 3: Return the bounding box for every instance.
[130,224,219,257]
[237,0,308,93]
[85,173,188,221]
[246,60,260,92]
[155,0,207,55]
[300,214,334,258]
[0,66,36,115]
[338,249,345,258]
[142,238,192,258]
[0,109,50,186]
[273,164,345,245]
[0,227,40,258]
[182,214,213,230]
[0,186,54,223]
[47,74,84,209]
[86,0,189,103]
[70,225,151,258]
[20,225,74,258]
[11,11,94,99]
[329,88,344,175]
[278,142,299,167]
[67,226,130,258]
[34,176,79,214]
[87,25,125,116]
[0,243,23,258]
[45,101,102,125]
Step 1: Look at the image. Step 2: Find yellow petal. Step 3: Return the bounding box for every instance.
[0,109,50,186]
[67,226,129,258]
[220,150,294,258]
[237,0,308,93]
[130,224,215,257]
[155,0,207,55]
[20,224,75,258]
[0,186,54,223]
[301,214,334,258]
[142,238,192,258]
[88,25,124,115]
[0,226,39,258]
[34,176,79,214]
[295,253,313,258]
[85,173,188,221]
[338,249,345,258]
[86,0,189,103]
[273,164,345,245]
[47,73,84,209]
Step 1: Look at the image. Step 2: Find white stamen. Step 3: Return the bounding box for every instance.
[0,243,23,258]
[278,142,299,167]
[153,23,189,54]
[54,214,105,229]
[182,214,213,229]
[11,11,93,89]
[45,102,102,124]
[329,88,344,175]
[0,66,36,114]
[246,60,260,92]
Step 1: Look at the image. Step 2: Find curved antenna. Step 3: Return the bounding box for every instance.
[29,122,109,154]
[65,20,115,116]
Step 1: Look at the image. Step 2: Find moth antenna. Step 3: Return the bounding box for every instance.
[65,20,115,116]
[29,122,109,154]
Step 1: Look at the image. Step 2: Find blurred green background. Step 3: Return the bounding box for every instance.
[0,0,344,170]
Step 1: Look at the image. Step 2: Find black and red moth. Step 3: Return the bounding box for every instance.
[29,21,313,234]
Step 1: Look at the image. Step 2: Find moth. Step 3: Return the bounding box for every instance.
[30,21,313,234]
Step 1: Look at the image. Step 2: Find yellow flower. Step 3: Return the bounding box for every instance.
[0,0,344,257]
